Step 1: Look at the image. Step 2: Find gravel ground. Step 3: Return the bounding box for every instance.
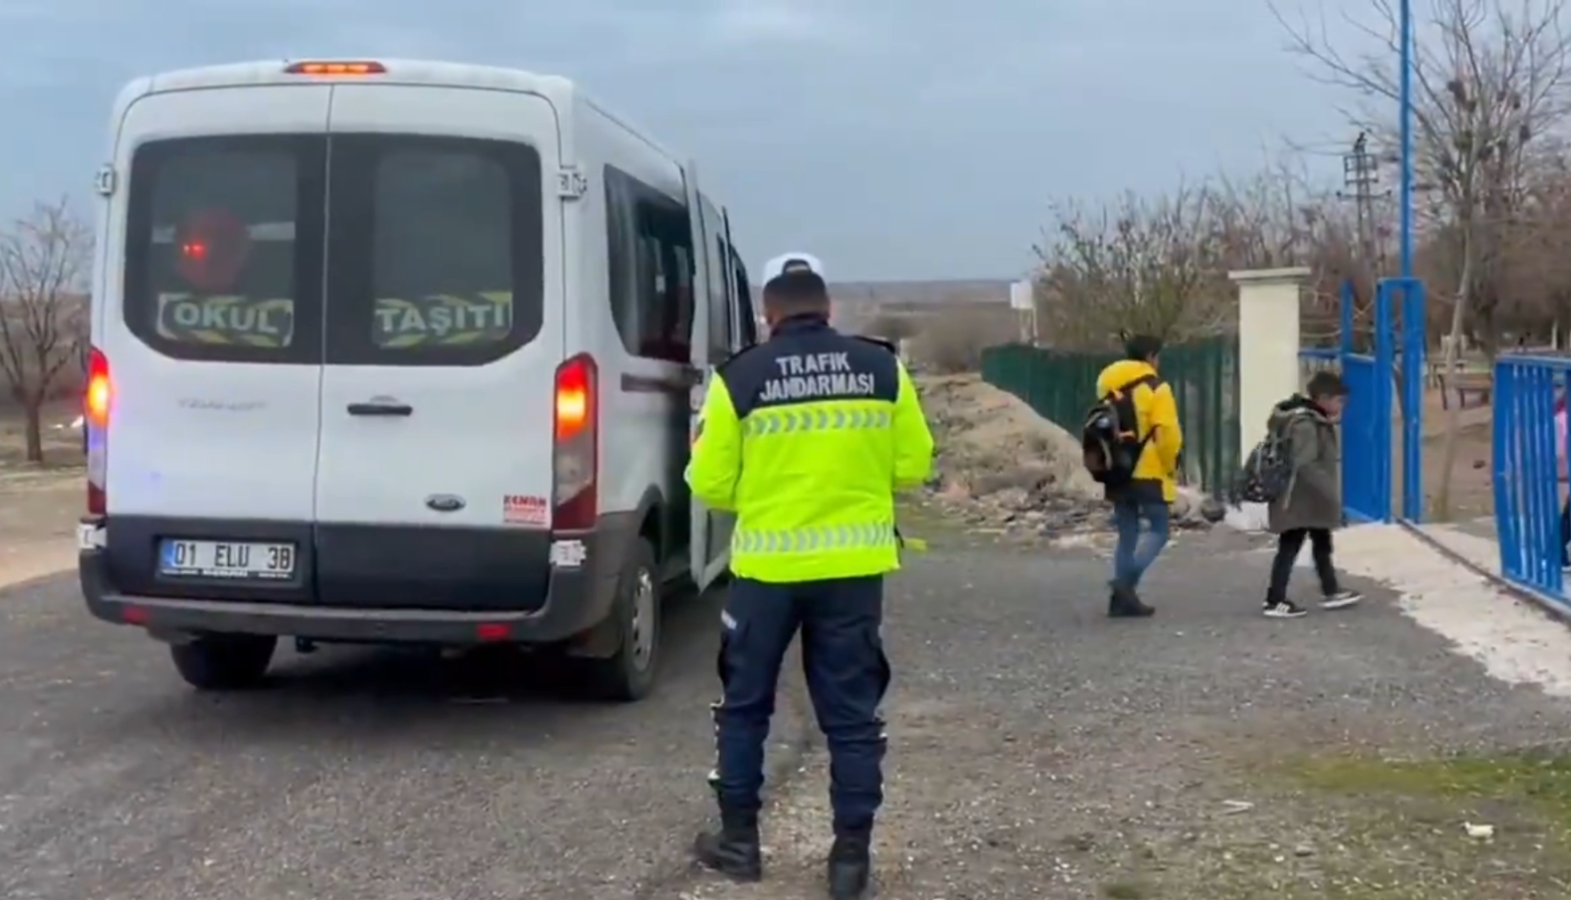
[0,574,807,900]
[6,511,1570,900]
[661,510,1571,900]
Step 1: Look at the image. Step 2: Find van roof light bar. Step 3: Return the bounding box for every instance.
[283,61,386,76]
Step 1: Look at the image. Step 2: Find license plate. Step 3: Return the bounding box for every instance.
[159,539,297,581]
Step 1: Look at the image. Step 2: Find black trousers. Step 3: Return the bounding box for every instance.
[1267,528,1340,602]
[710,574,891,833]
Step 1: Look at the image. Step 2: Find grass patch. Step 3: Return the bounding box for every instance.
[1265,749,1571,898]
[1099,880,1151,899]
[1095,750,1571,900]
[1286,749,1571,829]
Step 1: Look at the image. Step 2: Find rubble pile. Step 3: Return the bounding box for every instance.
[915,374,1217,539]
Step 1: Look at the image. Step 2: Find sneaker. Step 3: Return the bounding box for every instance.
[1320,590,1363,610]
[1263,600,1308,618]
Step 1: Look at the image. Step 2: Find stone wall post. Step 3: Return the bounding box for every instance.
[1228,267,1308,460]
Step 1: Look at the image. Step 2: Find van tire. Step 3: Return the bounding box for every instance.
[585,537,661,702]
[170,634,277,690]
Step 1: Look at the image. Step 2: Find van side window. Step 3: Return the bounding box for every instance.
[604,166,693,362]
[708,236,733,359]
[122,135,327,364]
[733,254,757,346]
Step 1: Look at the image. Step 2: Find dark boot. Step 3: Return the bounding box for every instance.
[693,809,762,882]
[1107,581,1155,618]
[826,828,872,899]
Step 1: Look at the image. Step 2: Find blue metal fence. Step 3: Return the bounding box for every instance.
[1493,356,1570,607]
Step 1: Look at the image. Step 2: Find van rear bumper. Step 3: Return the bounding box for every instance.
[78,513,638,645]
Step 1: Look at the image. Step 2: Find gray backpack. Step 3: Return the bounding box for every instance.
[1232,412,1303,504]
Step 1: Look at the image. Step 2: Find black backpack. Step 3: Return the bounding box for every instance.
[1082,374,1158,488]
[1231,411,1303,503]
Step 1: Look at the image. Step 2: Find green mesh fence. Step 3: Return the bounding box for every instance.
[979,336,1241,497]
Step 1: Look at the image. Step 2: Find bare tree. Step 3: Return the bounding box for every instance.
[863,311,923,342]
[1033,186,1244,350]
[1277,0,1571,518]
[908,305,1018,373]
[0,199,91,464]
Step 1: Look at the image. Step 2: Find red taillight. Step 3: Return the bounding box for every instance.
[552,355,597,530]
[86,348,110,427]
[554,359,591,440]
[85,347,110,516]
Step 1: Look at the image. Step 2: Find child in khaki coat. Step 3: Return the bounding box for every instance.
[1263,371,1363,618]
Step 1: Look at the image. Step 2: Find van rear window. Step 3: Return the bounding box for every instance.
[322,135,544,366]
[124,135,326,364]
[123,133,543,367]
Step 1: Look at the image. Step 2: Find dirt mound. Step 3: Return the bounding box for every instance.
[918,373,1100,501]
[913,374,1219,540]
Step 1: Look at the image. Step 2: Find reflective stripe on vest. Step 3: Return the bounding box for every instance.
[742,407,892,437]
[732,523,899,554]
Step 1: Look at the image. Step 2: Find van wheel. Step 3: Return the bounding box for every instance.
[585,537,661,702]
[170,634,277,690]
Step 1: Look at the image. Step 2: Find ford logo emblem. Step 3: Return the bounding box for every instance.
[426,494,465,513]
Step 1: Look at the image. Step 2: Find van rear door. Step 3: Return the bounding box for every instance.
[100,86,328,603]
[312,85,564,611]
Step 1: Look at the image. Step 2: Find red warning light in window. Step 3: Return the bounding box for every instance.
[174,208,251,292]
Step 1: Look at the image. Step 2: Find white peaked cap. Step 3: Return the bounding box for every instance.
[760,252,826,283]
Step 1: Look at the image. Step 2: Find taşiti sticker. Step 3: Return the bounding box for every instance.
[502,494,549,526]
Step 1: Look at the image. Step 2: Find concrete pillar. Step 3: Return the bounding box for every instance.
[1229,267,1308,459]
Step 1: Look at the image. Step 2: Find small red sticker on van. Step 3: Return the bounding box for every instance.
[503,494,549,526]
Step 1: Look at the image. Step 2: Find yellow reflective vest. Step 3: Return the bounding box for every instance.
[686,317,935,583]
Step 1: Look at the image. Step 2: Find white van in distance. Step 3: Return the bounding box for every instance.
[78,59,755,701]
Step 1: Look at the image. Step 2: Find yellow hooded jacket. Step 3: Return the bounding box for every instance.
[1093,359,1183,503]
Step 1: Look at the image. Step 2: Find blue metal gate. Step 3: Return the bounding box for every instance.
[1339,280,1393,521]
[1341,353,1389,522]
[1296,278,1424,524]
[1494,356,1570,605]
[1388,277,1427,522]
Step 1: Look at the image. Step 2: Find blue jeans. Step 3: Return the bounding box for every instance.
[1112,501,1170,591]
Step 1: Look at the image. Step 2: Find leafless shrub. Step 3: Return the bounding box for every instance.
[909,306,1019,373]
[863,311,922,342]
[0,198,90,463]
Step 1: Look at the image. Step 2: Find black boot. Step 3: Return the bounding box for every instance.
[693,809,762,882]
[826,828,872,899]
[1107,580,1155,618]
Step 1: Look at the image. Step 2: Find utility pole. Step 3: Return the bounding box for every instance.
[1338,131,1386,266]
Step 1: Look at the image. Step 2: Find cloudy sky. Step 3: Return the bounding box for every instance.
[0,0,1364,281]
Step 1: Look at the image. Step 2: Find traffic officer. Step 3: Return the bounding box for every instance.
[686,252,934,899]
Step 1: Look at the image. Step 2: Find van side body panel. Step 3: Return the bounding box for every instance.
[583,101,691,565]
